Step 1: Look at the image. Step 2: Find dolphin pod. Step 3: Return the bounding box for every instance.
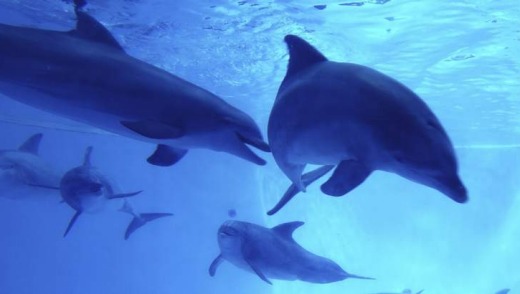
[209,220,374,285]
[0,0,478,289]
[0,7,269,167]
[267,35,467,214]
[0,133,61,200]
[59,146,172,239]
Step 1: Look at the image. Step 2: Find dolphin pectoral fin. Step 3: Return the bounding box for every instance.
[241,243,273,285]
[208,254,224,277]
[267,165,334,215]
[147,144,188,166]
[121,120,184,139]
[64,210,82,237]
[19,133,43,154]
[250,264,272,285]
[124,212,173,240]
[107,190,142,200]
[320,160,372,197]
[70,10,125,52]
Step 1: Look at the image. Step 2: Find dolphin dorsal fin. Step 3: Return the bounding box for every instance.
[19,133,43,154]
[69,10,125,52]
[272,221,304,240]
[284,35,327,78]
[83,146,93,167]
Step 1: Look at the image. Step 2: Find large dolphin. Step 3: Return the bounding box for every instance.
[0,133,61,200]
[0,7,269,167]
[208,220,373,284]
[267,35,467,214]
[60,146,172,239]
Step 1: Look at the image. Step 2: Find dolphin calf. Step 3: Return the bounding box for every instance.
[267,34,467,214]
[0,7,269,166]
[209,220,373,284]
[60,146,172,239]
[0,133,61,200]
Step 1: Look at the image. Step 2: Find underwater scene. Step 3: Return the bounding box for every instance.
[0,0,519,293]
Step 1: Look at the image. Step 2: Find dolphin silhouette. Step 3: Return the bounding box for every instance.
[60,146,172,239]
[0,133,61,200]
[0,8,269,166]
[496,289,510,294]
[267,35,467,214]
[209,220,373,284]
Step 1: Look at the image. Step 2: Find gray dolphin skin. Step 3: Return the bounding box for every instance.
[60,146,172,239]
[0,133,61,200]
[267,35,467,214]
[0,9,269,167]
[208,220,373,285]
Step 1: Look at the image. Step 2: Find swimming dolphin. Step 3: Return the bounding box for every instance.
[267,35,467,214]
[0,8,269,167]
[60,146,171,239]
[371,289,424,294]
[496,289,510,294]
[0,133,61,200]
[209,220,373,284]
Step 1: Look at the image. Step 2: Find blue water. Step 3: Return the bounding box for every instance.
[0,0,519,293]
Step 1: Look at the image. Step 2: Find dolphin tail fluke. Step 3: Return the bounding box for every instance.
[345,272,375,280]
[63,210,82,237]
[267,165,334,215]
[107,190,142,199]
[124,212,173,240]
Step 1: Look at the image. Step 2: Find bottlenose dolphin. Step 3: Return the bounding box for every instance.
[60,146,172,239]
[371,289,424,294]
[0,8,269,166]
[209,220,373,284]
[267,35,467,214]
[0,133,61,200]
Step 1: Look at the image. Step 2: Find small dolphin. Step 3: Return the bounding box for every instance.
[209,220,373,284]
[60,146,171,238]
[371,289,424,294]
[0,133,61,200]
[267,35,467,214]
[0,5,269,167]
[496,289,510,294]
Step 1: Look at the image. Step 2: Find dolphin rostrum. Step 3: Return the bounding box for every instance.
[0,133,61,200]
[267,35,467,214]
[60,146,172,239]
[0,7,269,167]
[209,220,373,284]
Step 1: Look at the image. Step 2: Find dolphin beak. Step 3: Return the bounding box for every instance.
[438,175,468,203]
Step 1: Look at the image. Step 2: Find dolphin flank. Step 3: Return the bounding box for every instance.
[209,220,374,284]
[267,35,467,214]
[0,8,269,167]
